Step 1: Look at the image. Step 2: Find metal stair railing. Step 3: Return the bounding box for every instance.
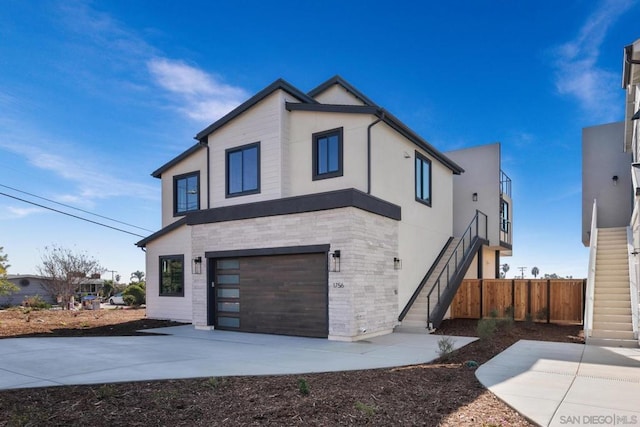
[426,210,488,329]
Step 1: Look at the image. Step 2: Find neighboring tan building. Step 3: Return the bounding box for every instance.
[137,76,513,341]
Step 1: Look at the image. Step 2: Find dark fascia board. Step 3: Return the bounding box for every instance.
[307,75,378,107]
[135,217,187,248]
[379,109,464,175]
[632,109,640,120]
[151,143,204,178]
[285,102,380,115]
[623,44,634,89]
[195,78,317,142]
[186,188,401,226]
[206,244,330,259]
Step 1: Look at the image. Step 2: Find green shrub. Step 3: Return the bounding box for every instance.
[503,305,514,318]
[488,308,499,318]
[355,401,376,416]
[477,318,497,340]
[123,284,145,306]
[535,307,548,321]
[22,295,51,310]
[297,378,310,395]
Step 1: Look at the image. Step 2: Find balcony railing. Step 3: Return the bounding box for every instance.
[500,170,512,198]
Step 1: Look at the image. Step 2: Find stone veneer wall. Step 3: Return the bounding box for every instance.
[190,206,399,341]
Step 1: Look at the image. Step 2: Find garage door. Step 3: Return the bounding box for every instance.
[213,253,328,338]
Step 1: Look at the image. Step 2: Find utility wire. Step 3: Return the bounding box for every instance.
[0,191,147,238]
[0,183,154,232]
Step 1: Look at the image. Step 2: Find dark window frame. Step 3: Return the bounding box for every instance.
[312,127,344,180]
[500,199,509,232]
[173,171,200,216]
[225,142,261,198]
[415,151,432,207]
[159,255,185,297]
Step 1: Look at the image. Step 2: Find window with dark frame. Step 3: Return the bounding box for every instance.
[159,255,184,296]
[174,172,200,215]
[312,128,343,180]
[226,142,260,197]
[500,199,509,232]
[415,152,432,206]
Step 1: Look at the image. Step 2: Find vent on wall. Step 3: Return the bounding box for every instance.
[19,279,30,287]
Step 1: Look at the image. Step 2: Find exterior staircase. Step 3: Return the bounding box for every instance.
[588,227,637,347]
[399,238,461,331]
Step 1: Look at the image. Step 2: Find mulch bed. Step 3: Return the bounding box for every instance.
[0,309,583,426]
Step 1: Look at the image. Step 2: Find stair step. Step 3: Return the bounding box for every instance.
[594,307,632,315]
[594,287,631,294]
[593,322,633,331]
[592,300,632,308]
[586,337,638,348]
[592,314,632,323]
[591,329,635,339]
[594,293,632,302]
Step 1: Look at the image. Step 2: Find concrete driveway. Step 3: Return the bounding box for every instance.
[0,326,476,390]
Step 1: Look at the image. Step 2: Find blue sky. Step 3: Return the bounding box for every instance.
[1,0,639,281]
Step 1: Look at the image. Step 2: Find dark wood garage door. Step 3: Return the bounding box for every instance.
[213,253,328,338]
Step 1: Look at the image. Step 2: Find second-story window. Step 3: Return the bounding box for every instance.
[500,199,509,232]
[312,127,343,180]
[226,142,260,197]
[174,172,200,215]
[415,152,432,206]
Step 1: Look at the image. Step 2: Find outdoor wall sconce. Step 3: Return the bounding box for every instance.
[394,257,402,270]
[472,192,478,202]
[192,256,202,275]
[612,175,619,186]
[330,250,341,272]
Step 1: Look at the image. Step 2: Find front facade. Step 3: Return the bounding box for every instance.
[138,76,513,340]
[1,275,56,307]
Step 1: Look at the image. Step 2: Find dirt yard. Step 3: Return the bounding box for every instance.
[0,308,583,426]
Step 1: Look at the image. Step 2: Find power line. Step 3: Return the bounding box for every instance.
[0,183,154,232]
[0,191,146,238]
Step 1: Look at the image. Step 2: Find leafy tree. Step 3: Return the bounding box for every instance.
[37,245,103,309]
[531,266,540,278]
[500,263,510,278]
[130,270,145,283]
[0,247,19,296]
[101,280,115,298]
[123,284,145,306]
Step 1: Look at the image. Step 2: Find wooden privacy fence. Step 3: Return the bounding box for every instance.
[451,279,586,325]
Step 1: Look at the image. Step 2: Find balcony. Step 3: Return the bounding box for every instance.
[499,170,512,248]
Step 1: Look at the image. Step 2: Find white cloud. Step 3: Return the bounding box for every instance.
[551,0,634,121]
[147,58,248,122]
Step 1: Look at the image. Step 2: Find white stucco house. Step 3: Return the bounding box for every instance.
[137,76,513,341]
[581,39,640,347]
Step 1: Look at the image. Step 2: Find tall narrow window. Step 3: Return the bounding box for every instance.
[159,255,184,296]
[226,142,260,197]
[312,128,343,180]
[174,172,200,215]
[415,152,432,206]
[500,199,509,232]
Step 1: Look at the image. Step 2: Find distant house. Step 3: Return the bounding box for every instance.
[1,275,56,307]
[136,76,513,340]
[581,38,640,347]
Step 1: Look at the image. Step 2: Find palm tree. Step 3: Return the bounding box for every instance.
[130,270,145,283]
[501,263,510,277]
[531,266,540,278]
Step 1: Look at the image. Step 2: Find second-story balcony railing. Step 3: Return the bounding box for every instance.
[500,170,512,198]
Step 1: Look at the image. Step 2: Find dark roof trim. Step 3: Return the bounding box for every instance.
[205,244,330,259]
[195,78,317,142]
[285,102,380,114]
[151,143,204,178]
[379,109,464,174]
[187,188,401,226]
[308,75,378,107]
[135,217,187,248]
[632,109,640,120]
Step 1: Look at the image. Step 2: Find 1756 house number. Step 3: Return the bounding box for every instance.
[333,282,344,288]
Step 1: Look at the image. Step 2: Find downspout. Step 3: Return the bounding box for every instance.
[367,111,384,194]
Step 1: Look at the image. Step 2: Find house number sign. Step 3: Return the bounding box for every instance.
[332,282,344,288]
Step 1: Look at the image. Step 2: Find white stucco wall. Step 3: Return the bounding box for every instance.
[159,148,207,228]
[144,225,193,323]
[446,143,502,247]
[582,122,632,245]
[311,84,367,106]
[190,207,399,341]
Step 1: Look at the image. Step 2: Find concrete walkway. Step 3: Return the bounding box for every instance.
[0,326,476,390]
[476,340,640,427]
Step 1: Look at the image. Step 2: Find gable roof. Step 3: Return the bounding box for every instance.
[151,142,205,178]
[308,75,378,106]
[195,78,316,142]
